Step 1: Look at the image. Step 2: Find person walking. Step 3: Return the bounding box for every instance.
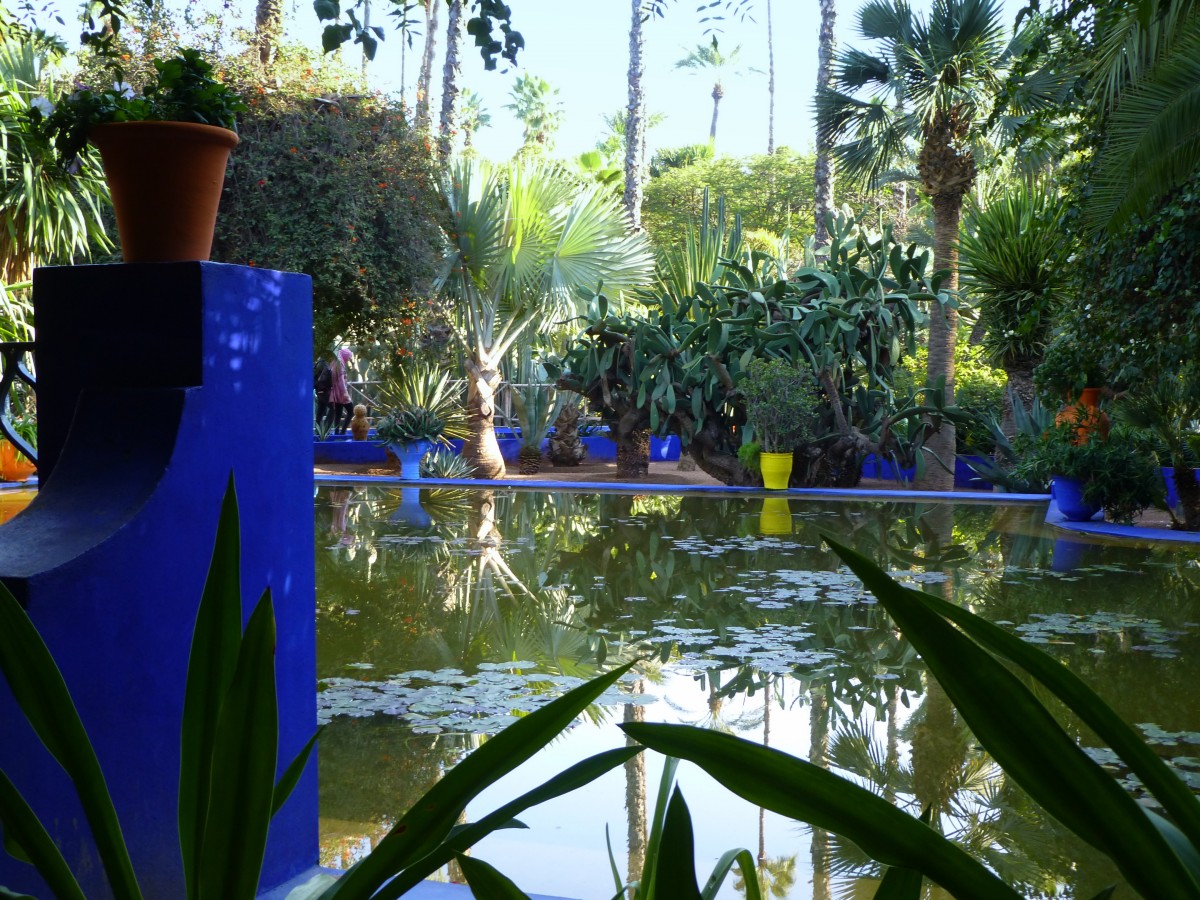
[327,347,354,435]
[314,356,333,431]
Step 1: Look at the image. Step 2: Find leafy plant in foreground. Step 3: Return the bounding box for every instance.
[624,537,1200,899]
[0,476,639,899]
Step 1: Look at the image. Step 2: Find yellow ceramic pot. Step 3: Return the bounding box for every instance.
[760,451,793,490]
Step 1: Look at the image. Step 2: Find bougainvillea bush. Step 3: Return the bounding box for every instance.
[212,48,447,354]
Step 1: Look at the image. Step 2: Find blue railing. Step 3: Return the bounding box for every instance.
[0,341,36,469]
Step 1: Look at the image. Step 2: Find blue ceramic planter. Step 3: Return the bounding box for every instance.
[1052,475,1102,522]
[389,440,434,479]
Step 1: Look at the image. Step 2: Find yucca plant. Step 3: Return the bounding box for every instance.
[958,181,1071,437]
[375,362,466,441]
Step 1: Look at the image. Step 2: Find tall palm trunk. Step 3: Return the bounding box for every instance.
[254,0,283,69]
[813,0,837,249]
[360,0,371,78]
[920,193,962,490]
[415,0,439,132]
[624,682,648,888]
[623,0,646,230]
[809,684,831,900]
[438,0,464,163]
[709,83,723,144]
[766,0,776,155]
[464,356,506,478]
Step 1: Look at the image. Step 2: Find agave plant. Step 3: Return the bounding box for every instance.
[375,362,466,441]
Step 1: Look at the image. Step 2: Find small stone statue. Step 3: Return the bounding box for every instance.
[349,404,370,441]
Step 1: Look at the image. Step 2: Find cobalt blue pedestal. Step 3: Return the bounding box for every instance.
[0,263,316,898]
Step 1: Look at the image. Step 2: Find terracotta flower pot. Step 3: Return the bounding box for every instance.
[89,121,239,262]
[0,440,35,482]
[1054,386,1110,445]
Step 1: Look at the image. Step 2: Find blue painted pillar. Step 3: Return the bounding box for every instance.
[0,263,316,898]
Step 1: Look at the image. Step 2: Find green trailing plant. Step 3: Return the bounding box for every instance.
[622,537,1200,900]
[1012,418,1162,524]
[740,357,820,453]
[736,440,761,475]
[0,477,642,899]
[33,49,246,164]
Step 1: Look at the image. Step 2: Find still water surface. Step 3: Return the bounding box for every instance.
[315,484,1200,899]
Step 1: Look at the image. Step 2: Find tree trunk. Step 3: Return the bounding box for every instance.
[709,83,723,144]
[616,428,650,478]
[254,0,283,69]
[917,191,962,491]
[623,0,647,230]
[813,0,837,249]
[809,685,831,900]
[360,0,371,78]
[1174,461,1200,531]
[891,180,908,240]
[548,401,587,465]
[415,0,439,132]
[766,0,775,155]
[624,685,648,888]
[464,358,506,479]
[437,0,464,163]
[517,446,542,474]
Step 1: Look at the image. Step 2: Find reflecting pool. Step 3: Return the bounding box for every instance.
[315,484,1200,899]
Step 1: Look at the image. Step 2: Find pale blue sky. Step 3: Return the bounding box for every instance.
[32,0,1027,163]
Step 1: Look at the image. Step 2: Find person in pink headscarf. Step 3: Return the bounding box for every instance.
[327,347,354,435]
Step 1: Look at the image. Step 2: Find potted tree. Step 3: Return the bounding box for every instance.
[1013,417,1161,523]
[33,49,246,262]
[740,358,821,490]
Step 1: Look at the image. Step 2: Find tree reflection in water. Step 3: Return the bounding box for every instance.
[315,485,1200,897]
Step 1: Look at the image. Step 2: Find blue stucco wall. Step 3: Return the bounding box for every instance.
[0,263,316,898]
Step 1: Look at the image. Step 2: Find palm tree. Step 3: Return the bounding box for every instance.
[437,159,655,478]
[623,0,647,229]
[674,37,743,146]
[458,89,491,153]
[813,0,836,247]
[0,40,110,285]
[254,0,283,69]
[504,73,564,151]
[816,0,1022,490]
[414,0,439,132]
[1084,0,1200,233]
[766,0,776,155]
[437,0,465,163]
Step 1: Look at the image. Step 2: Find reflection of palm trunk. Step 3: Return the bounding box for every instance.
[810,684,831,900]
[885,681,899,804]
[759,675,771,864]
[624,681,647,892]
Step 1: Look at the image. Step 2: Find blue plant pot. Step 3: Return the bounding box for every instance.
[389,440,434,479]
[388,486,432,527]
[1052,475,1102,522]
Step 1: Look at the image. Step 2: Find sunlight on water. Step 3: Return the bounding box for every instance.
[315,485,1200,899]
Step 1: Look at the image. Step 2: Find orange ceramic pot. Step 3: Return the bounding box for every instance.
[89,121,238,262]
[0,440,35,481]
[1055,386,1110,444]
